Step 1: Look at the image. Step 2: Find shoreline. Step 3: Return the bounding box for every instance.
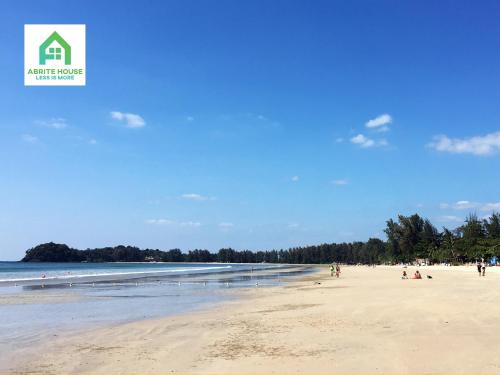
[7,265,500,374]
[0,265,313,372]
[0,263,304,288]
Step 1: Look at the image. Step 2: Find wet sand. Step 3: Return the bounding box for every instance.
[8,265,500,374]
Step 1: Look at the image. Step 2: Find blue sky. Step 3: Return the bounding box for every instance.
[1,0,500,260]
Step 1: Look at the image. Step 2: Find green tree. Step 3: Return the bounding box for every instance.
[484,213,500,239]
[457,214,487,260]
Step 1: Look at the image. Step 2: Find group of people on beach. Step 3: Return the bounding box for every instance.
[327,261,489,281]
[401,270,422,279]
[330,263,341,278]
[400,260,490,280]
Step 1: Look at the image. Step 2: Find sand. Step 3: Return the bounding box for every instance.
[8,265,500,374]
[0,291,83,305]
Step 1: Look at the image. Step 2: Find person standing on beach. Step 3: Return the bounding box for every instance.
[481,259,486,277]
[335,264,341,278]
[477,260,482,276]
[330,264,334,277]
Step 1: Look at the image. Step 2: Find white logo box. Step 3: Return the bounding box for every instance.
[24,24,86,86]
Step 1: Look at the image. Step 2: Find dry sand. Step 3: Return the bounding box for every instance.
[8,265,500,374]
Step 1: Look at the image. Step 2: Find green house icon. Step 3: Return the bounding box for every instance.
[39,31,71,65]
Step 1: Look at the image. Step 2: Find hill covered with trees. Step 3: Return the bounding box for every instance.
[21,213,500,264]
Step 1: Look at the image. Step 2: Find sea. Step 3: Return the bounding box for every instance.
[0,261,310,354]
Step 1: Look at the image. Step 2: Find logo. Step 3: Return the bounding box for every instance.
[24,24,86,86]
[39,31,71,65]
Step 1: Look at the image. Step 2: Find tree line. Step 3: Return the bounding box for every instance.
[21,213,500,264]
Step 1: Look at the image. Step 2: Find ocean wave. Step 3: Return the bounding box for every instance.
[0,265,232,283]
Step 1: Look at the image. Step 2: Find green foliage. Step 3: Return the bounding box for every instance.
[21,213,500,264]
[22,242,386,264]
[484,213,500,239]
[22,242,82,262]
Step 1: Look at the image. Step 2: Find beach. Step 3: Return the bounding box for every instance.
[4,265,500,374]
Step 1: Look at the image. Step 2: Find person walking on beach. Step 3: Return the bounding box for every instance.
[477,260,482,276]
[335,264,341,278]
[481,259,486,277]
[330,264,335,277]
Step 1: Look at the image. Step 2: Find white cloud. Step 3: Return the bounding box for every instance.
[365,114,392,129]
[180,221,201,227]
[147,219,201,227]
[219,222,234,230]
[332,179,349,186]
[146,219,174,225]
[482,202,500,211]
[455,200,477,210]
[428,132,500,156]
[437,215,463,223]
[439,200,500,212]
[440,200,478,210]
[335,137,344,143]
[22,134,38,143]
[186,116,194,122]
[35,118,68,129]
[375,126,390,133]
[350,134,388,148]
[180,193,214,201]
[288,223,300,229]
[110,111,146,129]
[351,134,374,148]
[291,175,300,182]
[89,139,97,145]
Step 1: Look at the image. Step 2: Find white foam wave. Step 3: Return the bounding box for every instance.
[0,265,232,283]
